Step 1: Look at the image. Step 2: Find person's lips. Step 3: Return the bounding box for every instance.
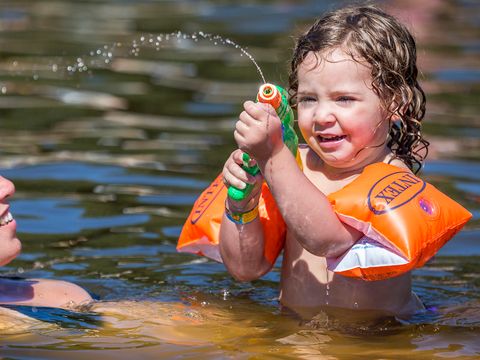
[0,211,14,227]
[318,134,347,143]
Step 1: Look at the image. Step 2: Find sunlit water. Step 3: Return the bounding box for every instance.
[0,0,479,359]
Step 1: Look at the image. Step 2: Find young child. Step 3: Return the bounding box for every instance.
[0,175,92,313]
[219,5,429,319]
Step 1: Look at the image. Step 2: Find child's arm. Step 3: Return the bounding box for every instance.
[235,101,362,258]
[219,150,274,281]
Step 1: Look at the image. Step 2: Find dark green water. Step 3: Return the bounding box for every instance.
[0,0,478,358]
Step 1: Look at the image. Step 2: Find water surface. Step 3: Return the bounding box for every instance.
[0,0,478,358]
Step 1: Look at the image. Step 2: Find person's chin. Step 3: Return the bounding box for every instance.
[0,236,22,266]
[321,153,354,167]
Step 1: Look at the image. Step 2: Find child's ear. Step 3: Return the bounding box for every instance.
[387,100,403,122]
[390,112,401,122]
[390,93,411,117]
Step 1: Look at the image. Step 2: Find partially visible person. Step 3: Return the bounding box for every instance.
[0,175,92,312]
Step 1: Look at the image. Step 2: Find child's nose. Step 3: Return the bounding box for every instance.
[313,106,336,126]
[0,176,16,201]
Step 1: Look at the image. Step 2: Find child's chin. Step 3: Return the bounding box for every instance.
[320,153,353,166]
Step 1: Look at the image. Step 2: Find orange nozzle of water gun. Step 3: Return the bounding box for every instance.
[258,83,281,109]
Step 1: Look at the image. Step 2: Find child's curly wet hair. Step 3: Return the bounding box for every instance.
[288,5,429,172]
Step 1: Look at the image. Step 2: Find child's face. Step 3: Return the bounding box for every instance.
[296,48,390,170]
[0,176,21,266]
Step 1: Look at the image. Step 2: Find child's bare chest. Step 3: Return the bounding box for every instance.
[280,233,413,313]
[302,168,356,196]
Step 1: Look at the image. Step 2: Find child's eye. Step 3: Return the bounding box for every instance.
[298,96,316,103]
[336,96,354,103]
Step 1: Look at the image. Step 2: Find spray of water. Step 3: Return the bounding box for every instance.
[0,31,266,94]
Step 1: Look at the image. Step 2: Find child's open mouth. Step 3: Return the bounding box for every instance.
[318,135,346,143]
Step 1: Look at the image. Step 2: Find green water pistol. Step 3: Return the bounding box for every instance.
[227,83,299,201]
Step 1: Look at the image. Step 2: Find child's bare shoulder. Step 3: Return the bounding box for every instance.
[387,157,412,171]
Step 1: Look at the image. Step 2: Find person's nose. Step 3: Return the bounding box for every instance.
[313,104,336,128]
[0,176,16,202]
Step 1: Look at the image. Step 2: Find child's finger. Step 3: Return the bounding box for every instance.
[243,100,277,119]
[247,157,257,167]
[233,129,246,149]
[231,149,246,165]
[230,160,250,182]
[223,166,247,190]
[233,151,258,182]
[235,116,250,137]
[223,174,246,190]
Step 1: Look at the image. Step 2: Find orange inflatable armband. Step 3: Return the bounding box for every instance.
[177,173,286,265]
[177,163,471,282]
[326,163,472,281]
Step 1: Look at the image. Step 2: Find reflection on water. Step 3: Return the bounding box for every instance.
[0,0,479,358]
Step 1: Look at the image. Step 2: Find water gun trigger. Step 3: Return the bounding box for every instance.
[227,83,298,202]
[241,153,259,175]
[242,152,250,166]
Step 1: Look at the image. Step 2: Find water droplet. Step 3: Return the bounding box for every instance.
[325,267,330,306]
[222,289,230,300]
[45,31,266,84]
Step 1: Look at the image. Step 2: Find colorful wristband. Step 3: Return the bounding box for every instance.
[225,205,259,225]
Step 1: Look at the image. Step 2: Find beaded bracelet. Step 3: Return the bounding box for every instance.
[225,204,259,225]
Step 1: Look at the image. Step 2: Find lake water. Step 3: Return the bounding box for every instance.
[0,0,479,358]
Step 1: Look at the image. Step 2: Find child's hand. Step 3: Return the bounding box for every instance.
[234,101,284,162]
[223,149,263,210]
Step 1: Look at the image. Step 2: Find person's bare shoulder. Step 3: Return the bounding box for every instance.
[26,278,92,309]
[387,157,412,171]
